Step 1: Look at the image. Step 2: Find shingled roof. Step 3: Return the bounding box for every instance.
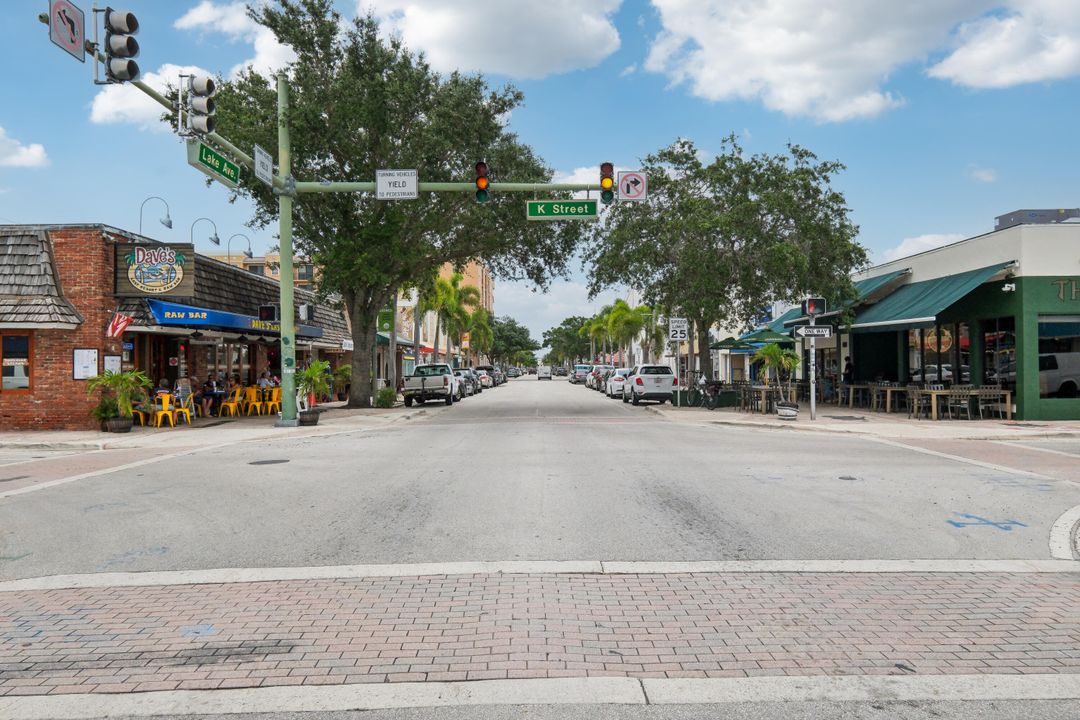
[119,251,349,347]
[0,227,82,327]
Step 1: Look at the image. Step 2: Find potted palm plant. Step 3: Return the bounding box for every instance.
[86,369,153,433]
[297,360,331,426]
[753,343,801,420]
[333,364,351,401]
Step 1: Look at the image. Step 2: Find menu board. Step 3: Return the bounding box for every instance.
[73,348,99,380]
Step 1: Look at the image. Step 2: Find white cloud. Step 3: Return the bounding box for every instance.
[929,0,1080,88]
[175,1,296,79]
[496,278,620,348]
[362,0,622,78]
[881,233,966,262]
[620,64,637,77]
[90,63,211,130]
[968,166,997,183]
[0,128,48,168]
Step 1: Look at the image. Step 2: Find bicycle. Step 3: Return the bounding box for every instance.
[684,371,725,409]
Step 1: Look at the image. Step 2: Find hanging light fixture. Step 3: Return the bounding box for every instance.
[190,330,204,340]
[237,334,249,343]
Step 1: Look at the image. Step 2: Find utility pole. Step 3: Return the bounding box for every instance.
[276,73,298,426]
[389,291,398,392]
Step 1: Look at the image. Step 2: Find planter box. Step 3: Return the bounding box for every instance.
[105,416,134,433]
[298,410,320,426]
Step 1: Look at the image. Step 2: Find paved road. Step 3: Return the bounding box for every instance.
[1,377,1078,580]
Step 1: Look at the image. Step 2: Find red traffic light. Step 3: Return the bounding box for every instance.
[802,297,826,316]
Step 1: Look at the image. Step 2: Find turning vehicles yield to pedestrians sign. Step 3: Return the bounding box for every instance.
[48,0,85,62]
[617,171,647,201]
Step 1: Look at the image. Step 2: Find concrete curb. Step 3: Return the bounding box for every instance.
[3,558,1077,592]
[1050,504,1080,560]
[2,674,1079,718]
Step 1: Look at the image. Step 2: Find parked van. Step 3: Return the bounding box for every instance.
[1040,352,1080,398]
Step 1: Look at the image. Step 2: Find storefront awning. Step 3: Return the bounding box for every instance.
[146,299,324,338]
[784,269,911,327]
[851,262,1013,331]
[376,332,416,347]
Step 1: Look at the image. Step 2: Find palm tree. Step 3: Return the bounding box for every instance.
[419,272,481,364]
[468,307,494,365]
[607,299,646,367]
[753,343,801,402]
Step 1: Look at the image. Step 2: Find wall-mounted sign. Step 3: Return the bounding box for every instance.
[115,244,196,297]
[73,348,98,380]
[104,354,122,373]
[1051,278,1080,302]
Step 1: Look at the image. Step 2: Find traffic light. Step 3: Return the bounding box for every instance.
[474,161,489,203]
[188,76,216,134]
[103,7,139,82]
[802,297,827,316]
[258,305,279,322]
[600,162,614,204]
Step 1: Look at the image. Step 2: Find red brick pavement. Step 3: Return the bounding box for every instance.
[1,571,1078,696]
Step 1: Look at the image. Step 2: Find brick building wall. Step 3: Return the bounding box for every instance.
[0,227,121,430]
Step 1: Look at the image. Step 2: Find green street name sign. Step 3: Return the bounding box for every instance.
[186,140,240,188]
[526,199,598,221]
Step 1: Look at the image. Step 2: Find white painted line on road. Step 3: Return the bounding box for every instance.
[601,559,1080,574]
[0,443,235,501]
[2,674,1079,718]
[642,674,1080,704]
[0,677,645,719]
[3,558,1077,592]
[868,437,1053,479]
[1049,504,1080,560]
[991,439,1080,459]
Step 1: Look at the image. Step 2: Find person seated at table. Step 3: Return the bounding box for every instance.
[199,374,217,416]
[257,371,271,390]
[224,375,239,396]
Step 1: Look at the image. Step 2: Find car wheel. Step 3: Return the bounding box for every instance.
[404,396,413,408]
[659,399,666,405]
[445,393,453,406]
[631,391,639,405]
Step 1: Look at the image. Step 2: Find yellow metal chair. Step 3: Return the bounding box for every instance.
[219,388,243,417]
[174,396,193,426]
[264,387,282,415]
[153,394,175,428]
[243,386,265,416]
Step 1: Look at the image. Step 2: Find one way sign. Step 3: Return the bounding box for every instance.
[617,170,647,202]
[795,326,833,338]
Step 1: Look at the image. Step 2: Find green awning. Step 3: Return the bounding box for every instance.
[766,307,803,333]
[376,331,414,346]
[783,269,911,327]
[742,327,794,344]
[851,262,1013,331]
[710,336,755,350]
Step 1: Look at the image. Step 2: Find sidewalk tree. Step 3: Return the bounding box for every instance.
[542,315,591,365]
[206,0,579,406]
[607,299,646,367]
[489,316,539,367]
[587,136,866,379]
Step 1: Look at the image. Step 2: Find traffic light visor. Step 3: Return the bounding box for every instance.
[600,162,613,175]
[105,8,139,34]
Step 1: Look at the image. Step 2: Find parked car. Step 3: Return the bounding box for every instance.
[506,367,522,378]
[466,368,483,393]
[476,365,501,386]
[588,365,614,389]
[605,367,631,398]
[537,366,553,380]
[570,363,592,384]
[553,366,568,376]
[402,364,458,406]
[623,364,677,405]
[476,369,493,388]
[493,368,506,385]
[527,367,537,375]
[454,369,476,397]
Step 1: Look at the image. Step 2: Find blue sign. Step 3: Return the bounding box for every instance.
[122,342,134,351]
[147,299,323,338]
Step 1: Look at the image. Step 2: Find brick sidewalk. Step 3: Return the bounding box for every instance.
[1,571,1078,696]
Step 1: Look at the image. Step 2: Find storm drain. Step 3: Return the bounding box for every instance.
[248,459,290,466]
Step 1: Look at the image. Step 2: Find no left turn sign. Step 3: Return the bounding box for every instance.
[617,170,647,201]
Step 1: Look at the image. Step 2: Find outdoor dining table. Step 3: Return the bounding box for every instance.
[843,383,871,408]
[883,385,906,413]
[922,387,1013,421]
[749,385,779,414]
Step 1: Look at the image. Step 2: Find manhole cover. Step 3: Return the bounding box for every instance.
[248,459,289,466]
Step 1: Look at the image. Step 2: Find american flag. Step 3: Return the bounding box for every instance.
[106,312,135,338]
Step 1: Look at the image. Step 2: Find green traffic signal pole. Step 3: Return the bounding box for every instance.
[104,66,607,425]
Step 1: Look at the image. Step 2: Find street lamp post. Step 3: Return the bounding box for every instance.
[138,196,172,235]
[190,217,220,248]
[227,233,253,264]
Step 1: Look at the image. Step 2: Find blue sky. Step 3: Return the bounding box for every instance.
[4,0,1080,343]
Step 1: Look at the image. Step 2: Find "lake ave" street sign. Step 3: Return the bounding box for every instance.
[186,141,240,188]
[526,199,598,221]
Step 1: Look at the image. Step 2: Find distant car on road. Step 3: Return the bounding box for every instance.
[537,366,552,380]
[507,367,522,378]
[623,364,677,405]
[570,364,592,384]
[553,366,568,376]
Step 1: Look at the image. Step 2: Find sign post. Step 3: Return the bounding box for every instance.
[798,298,828,421]
[668,318,688,405]
[809,317,817,421]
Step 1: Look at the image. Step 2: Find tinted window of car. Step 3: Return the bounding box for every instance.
[1039,355,1058,371]
[640,366,673,375]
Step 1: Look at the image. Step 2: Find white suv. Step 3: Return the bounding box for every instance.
[623,364,677,405]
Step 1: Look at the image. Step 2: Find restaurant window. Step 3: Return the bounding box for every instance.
[1,334,32,391]
[907,329,924,383]
[1037,315,1080,399]
[955,323,971,384]
[983,316,1016,392]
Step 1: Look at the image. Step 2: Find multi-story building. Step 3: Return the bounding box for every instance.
[206,253,317,289]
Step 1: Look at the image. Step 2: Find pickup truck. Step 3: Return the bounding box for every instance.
[402,364,458,406]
